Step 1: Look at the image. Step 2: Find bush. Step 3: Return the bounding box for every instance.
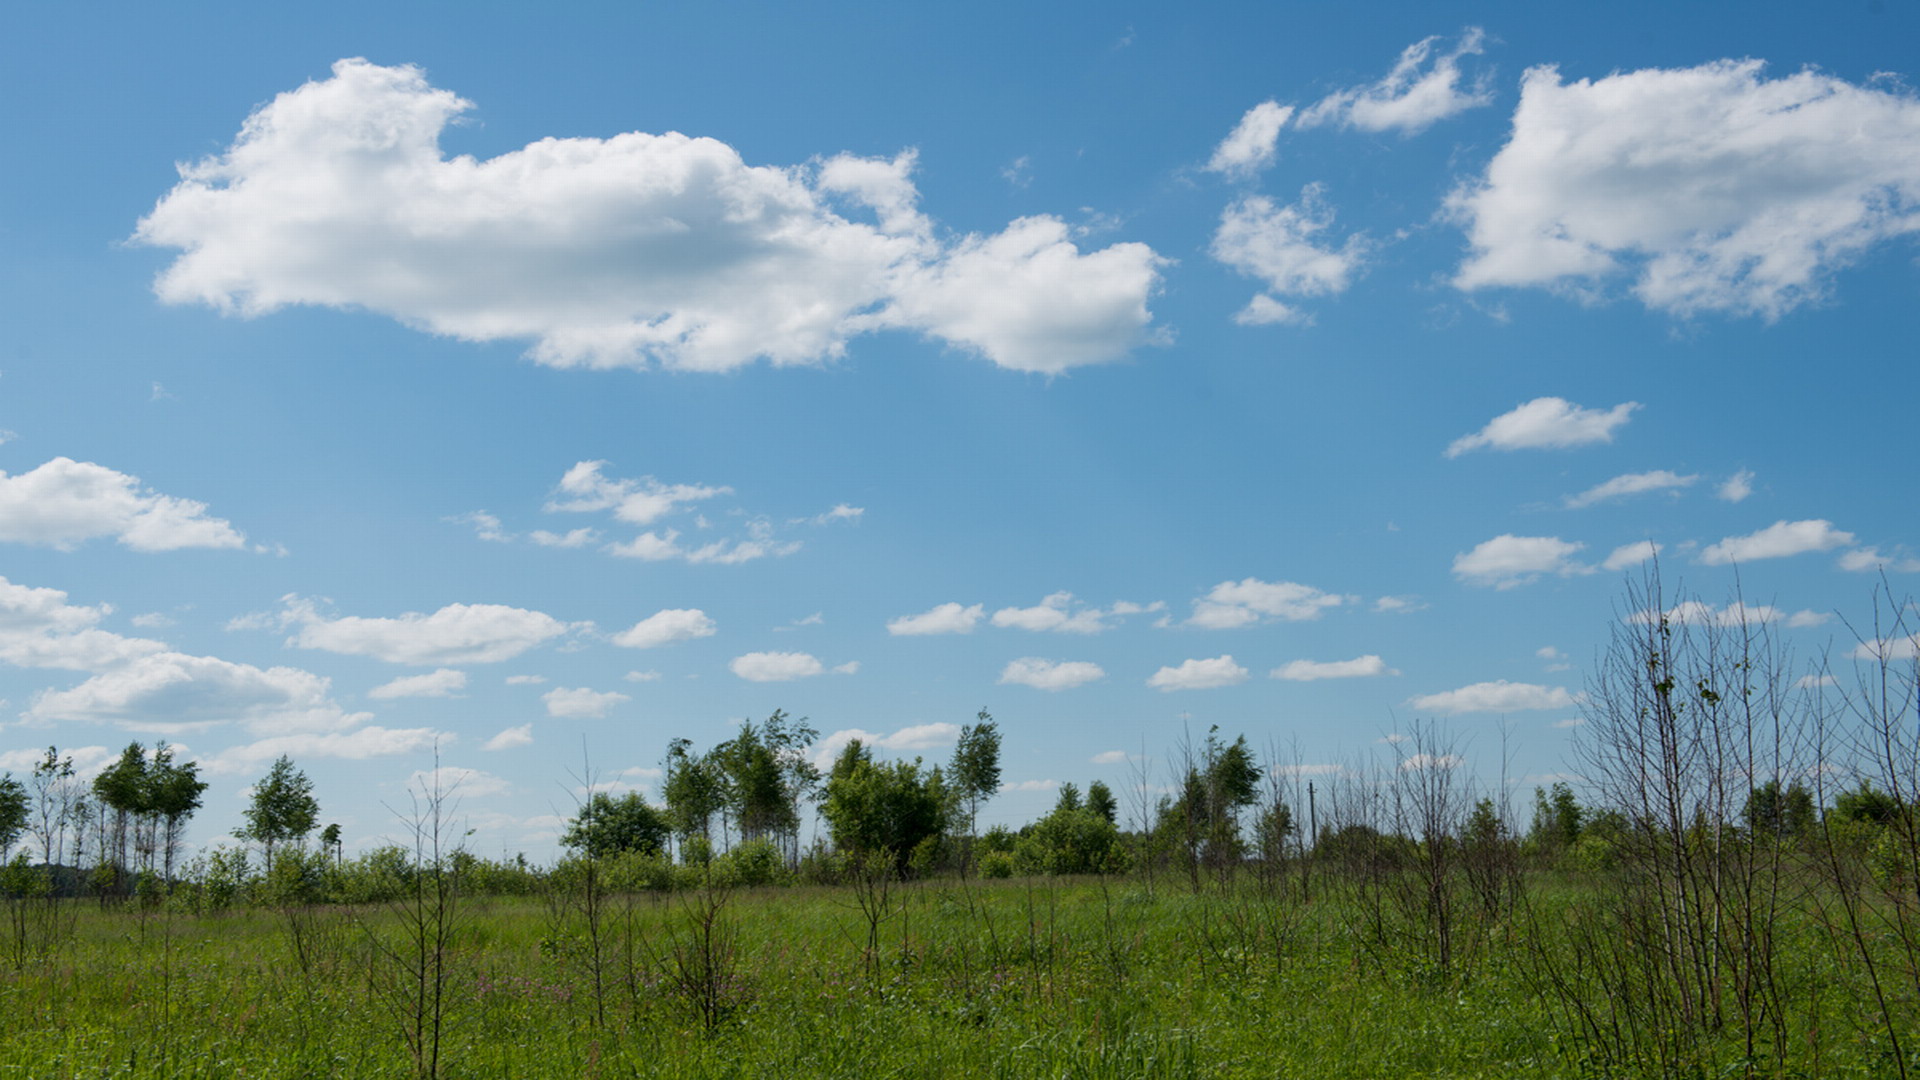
[979,851,1015,879]
[712,838,785,888]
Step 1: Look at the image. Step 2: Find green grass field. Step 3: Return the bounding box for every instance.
[1,868,1909,1079]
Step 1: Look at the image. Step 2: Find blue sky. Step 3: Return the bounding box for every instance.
[2,2,1916,860]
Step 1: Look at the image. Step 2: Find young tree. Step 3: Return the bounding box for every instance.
[1086,780,1119,826]
[950,710,1002,866]
[662,738,726,859]
[319,823,343,865]
[241,756,320,873]
[562,793,670,859]
[711,710,819,861]
[0,774,26,858]
[149,744,208,882]
[818,740,949,876]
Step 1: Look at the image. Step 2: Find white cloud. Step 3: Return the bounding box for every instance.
[1564,470,1698,509]
[1207,100,1294,178]
[1839,548,1920,573]
[1795,675,1836,691]
[27,651,369,735]
[483,723,534,751]
[611,608,717,649]
[1400,753,1466,772]
[799,504,864,526]
[1717,470,1755,503]
[887,602,984,636]
[991,592,1157,634]
[831,661,861,675]
[998,657,1107,692]
[1091,750,1131,765]
[130,613,177,629]
[1297,28,1491,135]
[605,528,799,565]
[1453,535,1590,589]
[0,457,246,551]
[0,577,166,671]
[529,528,599,549]
[1853,635,1920,662]
[1447,397,1639,457]
[1787,610,1833,629]
[812,721,961,769]
[1373,595,1426,614]
[1000,779,1060,793]
[1700,519,1855,565]
[450,511,510,543]
[136,60,1162,375]
[728,651,826,682]
[623,670,662,683]
[1148,655,1250,691]
[1212,186,1365,325]
[1187,578,1345,628]
[1272,762,1345,778]
[1271,654,1396,681]
[545,462,731,525]
[504,674,547,685]
[1536,646,1564,661]
[275,596,573,665]
[205,725,443,775]
[1629,601,1827,629]
[541,686,630,719]
[408,765,510,798]
[1602,540,1662,572]
[1409,680,1575,714]
[1450,59,1920,318]
[368,668,467,700]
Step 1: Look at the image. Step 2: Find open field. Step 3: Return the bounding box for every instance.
[1,866,1912,1080]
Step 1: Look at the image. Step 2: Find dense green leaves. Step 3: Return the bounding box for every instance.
[239,756,319,871]
[562,792,670,859]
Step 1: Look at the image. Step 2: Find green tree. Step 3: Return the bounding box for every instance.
[319,823,343,865]
[91,742,151,895]
[1529,782,1583,853]
[1744,779,1816,839]
[562,792,669,859]
[950,710,1002,865]
[148,744,207,882]
[818,740,950,876]
[1086,780,1119,826]
[662,738,726,859]
[712,711,818,861]
[240,756,319,872]
[0,774,25,858]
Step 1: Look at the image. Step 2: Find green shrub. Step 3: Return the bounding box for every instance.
[979,851,1015,879]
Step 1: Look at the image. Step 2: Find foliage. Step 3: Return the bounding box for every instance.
[239,755,319,871]
[561,792,670,859]
[818,739,949,876]
[0,773,25,857]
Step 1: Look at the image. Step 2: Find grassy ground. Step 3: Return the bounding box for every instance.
[0,874,1902,1078]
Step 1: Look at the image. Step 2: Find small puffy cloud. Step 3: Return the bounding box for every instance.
[1373,595,1426,614]
[831,661,861,675]
[1453,535,1590,589]
[991,592,1158,634]
[623,670,662,682]
[1795,674,1836,691]
[0,577,167,671]
[368,668,467,700]
[1271,655,1396,681]
[1297,28,1491,135]
[1148,655,1250,691]
[504,674,547,685]
[887,602,984,636]
[1839,548,1920,573]
[799,504,864,526]
[611,608,717,649]
[275,596,572,665]
[205,725,443,775]
[1091,750,1132,765]
[1409,680,1576,714]
[812,721,961,768]
[1787,610,1832,629]
[1449,59,1920,318]
[1400,753,1466,772]
[1207,100,1293,178]
[545,462,731,526]
[999,657,1107,692]
[1212,185,1365,326]
[728,651,826,682]
[1629,601,1826,628]
[483,724,534,751]
[1717,470,1756,504]
[1000,779,1060,793]
[542,686,630,719]
[1699,520,1854,565]
[1853,635,1920,662]
[605,528,799,565]
[1447,397,1639,457]
[135,60,1163,376]
[1536,646,1564,661]
[130,613,177,630]
[408,766,510,798]
[28,651,369,735]
[0,457,246,552]
[530,528,599,549]
[449,511,510,543]
[1564,470,1698,509]
[1187,578,1345,628]
[1602,540,1662,572]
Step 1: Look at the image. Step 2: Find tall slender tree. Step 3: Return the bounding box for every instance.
[950,709,1002,870]
[239,756,319,873]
